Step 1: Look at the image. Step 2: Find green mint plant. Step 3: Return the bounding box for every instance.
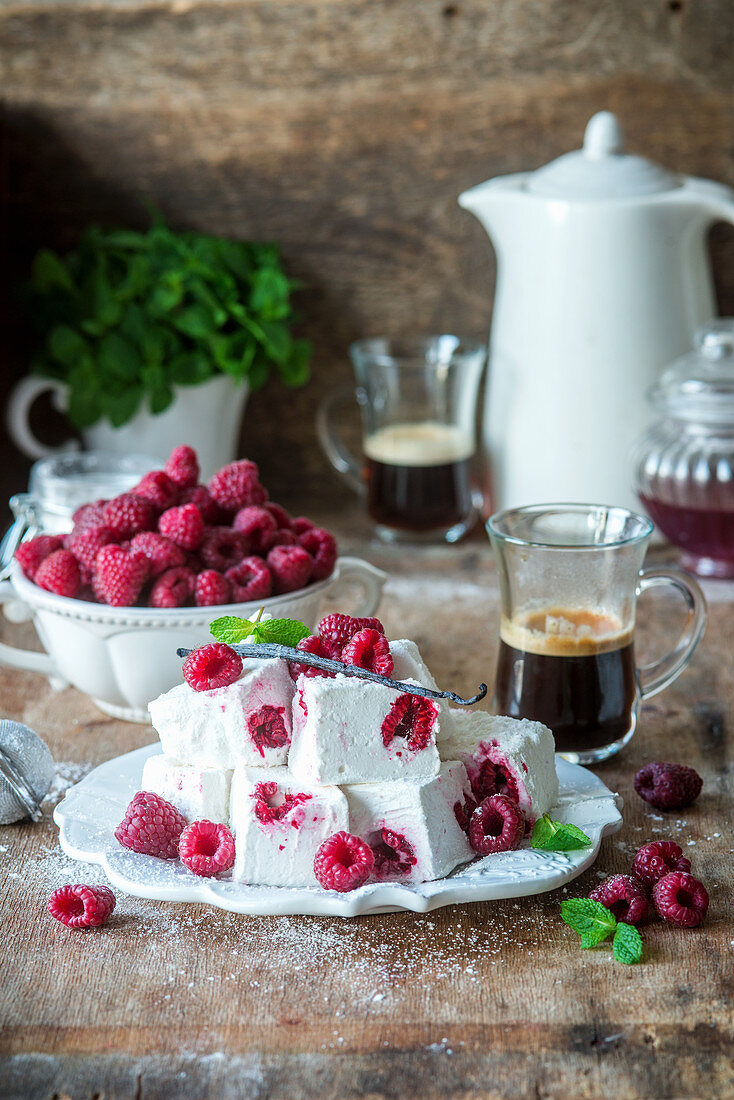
[28,220,311,430]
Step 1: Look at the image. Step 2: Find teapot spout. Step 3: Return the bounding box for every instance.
[458,175,525,253]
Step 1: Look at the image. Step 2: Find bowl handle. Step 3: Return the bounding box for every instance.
[0,580,66,685]
[329,556,387,617]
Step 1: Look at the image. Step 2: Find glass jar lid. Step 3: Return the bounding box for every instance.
[648,320,734,424]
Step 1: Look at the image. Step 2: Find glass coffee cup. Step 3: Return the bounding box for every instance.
[487,504,707,764]
[317,336,486,543]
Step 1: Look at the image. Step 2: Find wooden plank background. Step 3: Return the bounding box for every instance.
[2,0,734,515]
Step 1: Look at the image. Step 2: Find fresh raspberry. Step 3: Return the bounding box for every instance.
[233,505,277,552]
[208,459,267,511]
[653,871,709,928]
[247,704,289,755]
[317,614,385,649]
[471,759,520,805]
[251,781,311,824]
[266,544,313,594]
[264,502,292,530]
[69,525,117,581]
[72,500,108,531]
[298,527,338,581]
[114,791,188,859]
[314,831,375,892]
[225,556,273,601]
[453,793,478,833]
[129,532,186,577]
[291,517,314,536]
[589,875,650,925]
[342,628,394,676]
[149,566,196,608]
[132,470,178,510]
[195,569,232,607]
[371,828,417,879]
[176,485,222,524]
[48,884,116,929]
[158,503,204,551]
[468,794,525,855]
[183,642,243,691]
[380,693,436,751]
[632,841,692,888]
[94,545,149,606]
[164,445,200,489]
[265,529,297,550]
[15,535,64,580]
[34,549,82,598]
[200,527,248,571]
[634,761,703,811]
[103,493,156,538]
[179,820,235,877]
[288,634,341,680]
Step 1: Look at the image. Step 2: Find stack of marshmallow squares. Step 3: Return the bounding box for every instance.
[145,615,559,889]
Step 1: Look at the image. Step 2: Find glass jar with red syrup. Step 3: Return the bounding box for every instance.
[634,321,734,578]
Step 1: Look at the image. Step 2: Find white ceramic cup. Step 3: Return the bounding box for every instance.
[0,557,386,723]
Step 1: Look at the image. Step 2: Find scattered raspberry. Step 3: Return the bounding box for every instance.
[247,704,290,755]
[183,642,243,691]
[164,444,199,489]
[15,535,64,580]
[266,545,313,594]
[176,485,222,524]
[200,527,248,572]
[72,500,108,531]
[132,470,178,510]
[632,841,692,888]
[158,503,204,551]
[195,569,232,606]
[314,832,375,892]
[94,545,149,606]
[288,634,341,680]
[35,549,82,598]
[264,502,292,530]
[129,532,186,577]
[290,517,314,536]
[48,884,116,929]
[179,820,235,877]
[453,793,478,833]
[380,693,436,752]
[114,791,188,859]
[589,874,650,925]
[149,566,196,608]
[233,505,277,552]
[69,525,117,580]
[103,493,156,538]
[317,614,385,649]
[209,459,267,511]
[342,628,394,676]
[470,759,520,805]
[634,761,703,811]
[468,794,525,855]
[252,781,311,824]
[298,527,338,581]
[653,871,709,928]
[371,828,417,879]
[225,556,272,601]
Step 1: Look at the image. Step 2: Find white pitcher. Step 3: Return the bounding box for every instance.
[459,111,734,511]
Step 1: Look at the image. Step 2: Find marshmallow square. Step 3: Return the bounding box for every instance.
[288,673,442,786]
[230,765,349,888]
[344,761,474,884]
[148,657,295,770]
[439,711,559,822]
[141,752,232,825]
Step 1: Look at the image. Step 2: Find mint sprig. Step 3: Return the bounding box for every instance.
[612,922,643,966]
[561,898,643,965]
[210,612,310,648]
[531,815,592,851]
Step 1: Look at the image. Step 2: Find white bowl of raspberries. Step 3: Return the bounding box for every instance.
[0,446,385,723]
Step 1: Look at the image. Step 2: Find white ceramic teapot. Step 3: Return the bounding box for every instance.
[459,111,734,511]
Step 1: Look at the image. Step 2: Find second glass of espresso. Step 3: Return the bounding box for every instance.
[317,336,486,542]
[487,504,707,764]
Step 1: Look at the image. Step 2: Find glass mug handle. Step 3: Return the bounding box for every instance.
[636,566,707,699]
[316,383,366,497]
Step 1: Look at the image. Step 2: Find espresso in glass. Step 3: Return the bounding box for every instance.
[494,607,637,756]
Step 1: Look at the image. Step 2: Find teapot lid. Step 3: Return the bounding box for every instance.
[649,320,734,424]
[527,112,680,200]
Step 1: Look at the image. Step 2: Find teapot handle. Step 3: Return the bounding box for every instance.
[6,376,80,461]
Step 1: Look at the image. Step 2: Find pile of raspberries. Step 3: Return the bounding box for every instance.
[15,446,337,608]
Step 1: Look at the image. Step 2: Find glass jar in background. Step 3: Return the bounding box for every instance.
[634,321,734,578]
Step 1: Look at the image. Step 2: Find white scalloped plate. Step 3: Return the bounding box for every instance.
[53,744,623,916]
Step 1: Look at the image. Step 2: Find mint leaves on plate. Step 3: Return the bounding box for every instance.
[530,814,592,851]
[561,897,643,965]
[210,611,310,649]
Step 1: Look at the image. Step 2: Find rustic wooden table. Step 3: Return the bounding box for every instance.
[1,519,732,1100]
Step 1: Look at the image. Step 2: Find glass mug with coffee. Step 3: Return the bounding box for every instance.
[487,504,707,764]
[317,336,486,542]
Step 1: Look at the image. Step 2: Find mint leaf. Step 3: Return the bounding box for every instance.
[531,815,592,851]
[209,616,259,645]
[613,922,643,965]
[258,618,311,647]
[561,898,616,943]
[210,615,310,649]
